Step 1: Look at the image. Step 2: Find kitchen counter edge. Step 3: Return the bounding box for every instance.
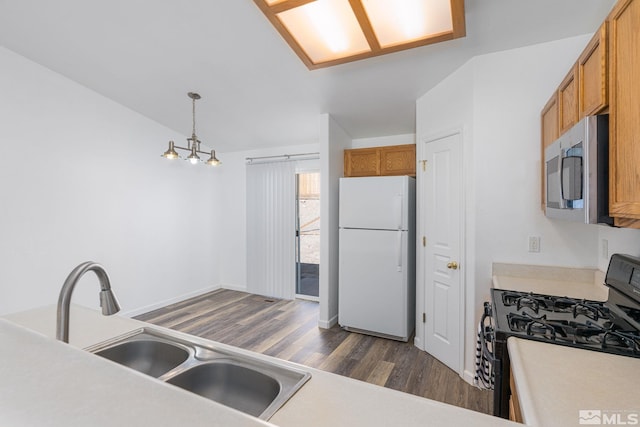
[2,305,519,427]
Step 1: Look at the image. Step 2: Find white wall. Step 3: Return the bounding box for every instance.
[598,226,640,271]
[0,47,222,316]
[319,114,351,328]
[351,134,415,149]
[217,143,319,292]
[415,34,611,380]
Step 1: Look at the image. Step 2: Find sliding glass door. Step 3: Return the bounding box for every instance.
[295,172,320,299]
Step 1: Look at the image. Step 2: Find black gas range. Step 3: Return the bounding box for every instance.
[484,254,640,419]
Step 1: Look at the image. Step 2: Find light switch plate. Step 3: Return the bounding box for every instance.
[528,236,541,253]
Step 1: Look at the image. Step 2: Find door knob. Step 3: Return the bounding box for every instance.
[447,261,458,270]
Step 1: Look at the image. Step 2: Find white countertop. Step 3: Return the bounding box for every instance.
[492,275,608,301]
[508,338,640,427]
[2,305,519,427]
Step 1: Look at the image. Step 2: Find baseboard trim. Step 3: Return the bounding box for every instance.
[462,369,475,386]
[220,283,248,292]
[318,314,338,329]
[413,336,423,350]
[120,285,221,318]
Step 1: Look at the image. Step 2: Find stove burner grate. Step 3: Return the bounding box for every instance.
[502,292,610,320]
[572,302,610,321]
[502,292,547,313]
[603,330,640,353]
[505,311,640,355]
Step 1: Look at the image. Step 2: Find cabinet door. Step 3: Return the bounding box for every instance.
[380,144,416,176]
[541,94,559,149]
[344,147,380,177]
[609,0,640,228]
[540,94,559,209]
[579,23,608,117]
[558,64,579,134]
[509,368,524,422]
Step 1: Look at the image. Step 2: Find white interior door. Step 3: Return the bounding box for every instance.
[422,132,463,373]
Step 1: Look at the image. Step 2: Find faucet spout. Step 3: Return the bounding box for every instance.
[56,261,121,343]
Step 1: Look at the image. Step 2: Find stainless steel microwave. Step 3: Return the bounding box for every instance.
[544,114,613,225]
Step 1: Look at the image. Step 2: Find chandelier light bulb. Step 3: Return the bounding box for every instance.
[206,150,221,166]
[162,141,179,159]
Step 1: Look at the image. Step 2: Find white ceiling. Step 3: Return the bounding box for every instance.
[0,0,616,152]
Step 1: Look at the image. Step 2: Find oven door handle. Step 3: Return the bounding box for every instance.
[482,339,496,363]
[479,308,496,363]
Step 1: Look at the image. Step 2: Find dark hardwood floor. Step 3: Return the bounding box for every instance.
[135,289,492,415]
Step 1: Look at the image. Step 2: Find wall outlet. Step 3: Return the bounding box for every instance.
[601,238,609,259]
[528,236,541,253]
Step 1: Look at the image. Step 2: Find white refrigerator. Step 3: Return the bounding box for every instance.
[338,176,416,342]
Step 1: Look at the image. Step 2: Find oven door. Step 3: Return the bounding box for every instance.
[483,295,511,419]
[474,302,495,390]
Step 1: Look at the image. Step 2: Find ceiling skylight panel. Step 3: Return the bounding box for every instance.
[276,0,371,63]
[361,0,454,48]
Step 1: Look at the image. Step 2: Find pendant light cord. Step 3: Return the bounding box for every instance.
[192,96,197,138]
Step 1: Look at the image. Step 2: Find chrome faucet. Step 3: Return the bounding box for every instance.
[56,261,121,343]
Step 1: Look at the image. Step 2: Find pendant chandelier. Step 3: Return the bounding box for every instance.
[161,92,221,166]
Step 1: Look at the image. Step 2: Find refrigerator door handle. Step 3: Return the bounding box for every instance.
[394,194,403,230]
[396,230,403,272]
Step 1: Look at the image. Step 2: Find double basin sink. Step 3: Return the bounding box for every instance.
[85,327,311,420]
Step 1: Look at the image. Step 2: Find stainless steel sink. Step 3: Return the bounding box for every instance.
[94,339,190,378]
[167,361,281,417]
[85,328,311,420]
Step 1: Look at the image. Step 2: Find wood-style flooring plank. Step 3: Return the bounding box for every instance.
[366,360,395,386]
[350,339,393,382]
[135,289,492,415]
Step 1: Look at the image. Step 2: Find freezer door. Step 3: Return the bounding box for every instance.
[339,176,412,230]
[338,228,408,338]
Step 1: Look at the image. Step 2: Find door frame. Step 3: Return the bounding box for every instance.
[415,127,467,378]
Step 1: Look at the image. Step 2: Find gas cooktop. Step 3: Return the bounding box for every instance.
[492,289,640,356]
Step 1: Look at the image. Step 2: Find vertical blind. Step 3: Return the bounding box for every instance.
[246,160,296,299]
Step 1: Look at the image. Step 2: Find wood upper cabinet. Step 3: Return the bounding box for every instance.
[540,93,559,209]
[558,64,579,134]
[541,93,559,150]
[608,0,640,228]
[380,144,416,176]
[344,147,380,177]
[579,23,609,116]
[344,144,416,177]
